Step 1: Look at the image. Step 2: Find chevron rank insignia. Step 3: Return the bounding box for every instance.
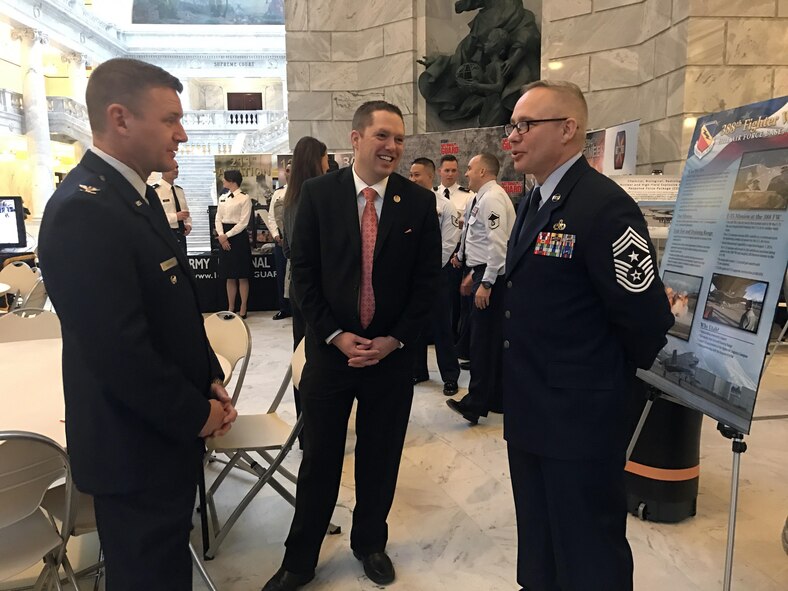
[612,226,654,293]
[79,184,100,194]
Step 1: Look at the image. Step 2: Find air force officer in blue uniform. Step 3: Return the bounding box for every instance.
[502,80,674,591]
[39,58,237,591]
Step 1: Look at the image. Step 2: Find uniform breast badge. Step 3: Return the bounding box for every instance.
[553,219,566,231]
[79,184,100,194]
[534,231,576,259]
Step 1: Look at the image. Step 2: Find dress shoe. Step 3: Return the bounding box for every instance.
[413,375,429,385]
[443,381,459,396]
[446,398,479,425]
[272,311,292,320]
[240,313,248,319]
[459,360,471,370]
[261,567,314,591]
[353,550,395,585]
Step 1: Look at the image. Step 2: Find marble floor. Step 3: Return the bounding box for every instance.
[4,313,786,590]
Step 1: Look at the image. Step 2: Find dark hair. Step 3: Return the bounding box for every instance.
[439,155,458,166]
[478,152,500,177]
[224,170,243,186]
[351,101,404,132]
[86,58,183,134]
[411,157,436,175]
[284,136,328,208]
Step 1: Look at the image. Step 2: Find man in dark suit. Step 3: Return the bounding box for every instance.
[38,58,237,591]
[261,101,441,591]
[502,80,674,591]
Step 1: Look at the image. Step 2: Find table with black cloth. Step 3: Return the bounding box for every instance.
[187,251,278,312]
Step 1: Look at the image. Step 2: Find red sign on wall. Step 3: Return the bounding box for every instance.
[440,141,459,155]
[500,180,524,195]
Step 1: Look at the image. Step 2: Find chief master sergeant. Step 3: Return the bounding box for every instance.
[502,80,673,591]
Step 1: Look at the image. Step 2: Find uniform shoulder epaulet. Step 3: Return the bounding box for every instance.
[174,184,182,189]
[239,190,247,195]
[459,186,471,192]
[151,183,160,189]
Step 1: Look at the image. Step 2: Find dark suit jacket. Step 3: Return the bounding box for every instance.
[502,157,673,460]
[39,150,223,495]
[290,168,441,371]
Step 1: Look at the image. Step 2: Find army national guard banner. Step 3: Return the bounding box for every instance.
[639,96,788,434]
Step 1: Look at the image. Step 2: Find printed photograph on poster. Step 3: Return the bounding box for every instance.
[730,147,788,210]
[214,154,273,205]
[702,273,768,335]
[663,270,703,341]
[332,151,354,169]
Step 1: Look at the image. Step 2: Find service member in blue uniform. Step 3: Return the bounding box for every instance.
[503,80,674,591]
[38,58,237,591]
[447,153,515,424]
[153,162,191,254]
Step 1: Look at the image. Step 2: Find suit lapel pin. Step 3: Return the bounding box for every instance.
[553,219,566,231]
[551,193,561,202]
[79,184,100,194]
[170,275,178,285]
[393,195,401,203]
[135,200,143,207]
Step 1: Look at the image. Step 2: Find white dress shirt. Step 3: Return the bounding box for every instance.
[90,146,147,201]
[438,182,475,220]
[352,166,387,222]
[154,179,192,230]
[434,190,461,267]
[215,190,252,238]
[268,186,286,238]
[458,180,515,284]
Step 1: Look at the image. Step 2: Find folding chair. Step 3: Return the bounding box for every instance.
[201,339,306,559]
[0,309,61,343]
[19,279,47,310]
[204,311,251,401]
[41,488,218,591]
[0,431,77,591]
[0,262,38,313]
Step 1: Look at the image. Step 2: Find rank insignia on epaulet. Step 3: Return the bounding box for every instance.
[151,184,160,189]
[459,186,470,192]
[79,184,100,194]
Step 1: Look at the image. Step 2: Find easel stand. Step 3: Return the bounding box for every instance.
[717,423,747,591]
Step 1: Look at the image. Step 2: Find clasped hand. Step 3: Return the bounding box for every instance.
[331,332,399,368]
[200,382,238,438]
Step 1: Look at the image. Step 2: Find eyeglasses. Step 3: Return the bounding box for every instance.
[504,118,568,136]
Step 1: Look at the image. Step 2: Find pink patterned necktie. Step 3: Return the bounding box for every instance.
[359,187,378,329]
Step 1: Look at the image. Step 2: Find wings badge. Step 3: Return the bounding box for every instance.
[612,226,654,293]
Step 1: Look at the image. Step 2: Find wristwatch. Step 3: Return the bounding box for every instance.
[481,281,493,289]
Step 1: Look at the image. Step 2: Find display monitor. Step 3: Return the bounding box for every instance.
[0,196,27,248]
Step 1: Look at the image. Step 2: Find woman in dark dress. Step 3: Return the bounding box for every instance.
[215,169,252,318]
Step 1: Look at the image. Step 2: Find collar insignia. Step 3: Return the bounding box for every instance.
[79,184,100,194]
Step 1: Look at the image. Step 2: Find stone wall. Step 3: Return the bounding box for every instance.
[542,0,788,173]
[284,0,419,150]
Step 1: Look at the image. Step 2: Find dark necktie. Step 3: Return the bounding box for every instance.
[172,186,185,233]
[518,186,542,243]
[443,187,450,200]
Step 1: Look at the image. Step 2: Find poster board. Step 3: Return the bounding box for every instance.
[638,96,788,433]
[214,154,274,205]
[583,120,640,176]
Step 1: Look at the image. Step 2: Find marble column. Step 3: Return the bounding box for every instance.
[12,27,55,220]
[63,51,88,105]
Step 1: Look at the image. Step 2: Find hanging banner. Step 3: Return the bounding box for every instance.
[639,96,788,433]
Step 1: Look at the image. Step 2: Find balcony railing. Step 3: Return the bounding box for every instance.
[0,90,23,115]
[181,110,287,129]
[47,96,89,122]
